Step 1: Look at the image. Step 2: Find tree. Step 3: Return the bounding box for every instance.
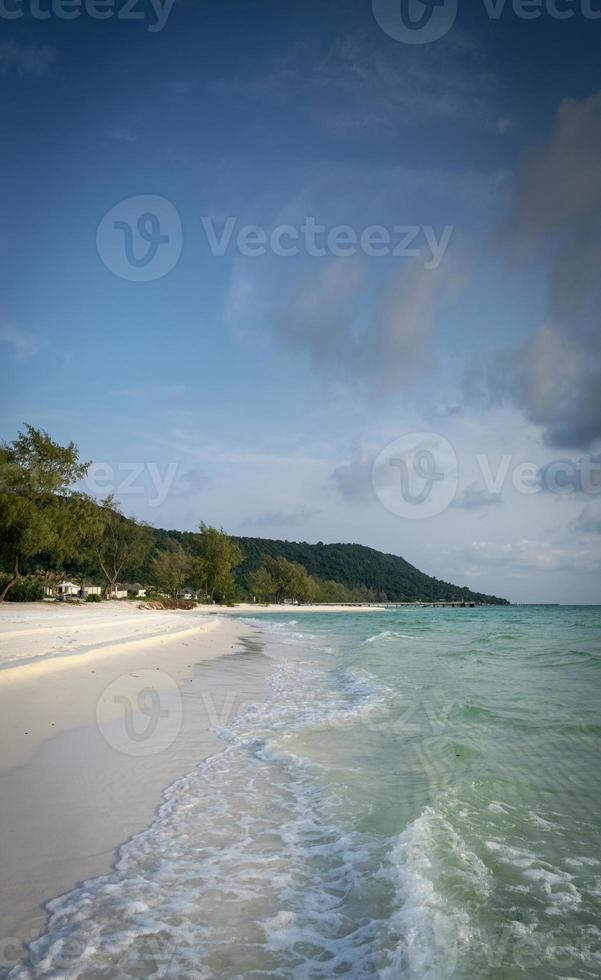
[192,524,243,602]
[150,546,190,597]
[86,496,153,598]
[257,555,318,604]
[189,554,208,599]
[0,425,90,601]
[249,563,277,602]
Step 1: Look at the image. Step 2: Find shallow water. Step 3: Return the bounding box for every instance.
[8,606,601,979]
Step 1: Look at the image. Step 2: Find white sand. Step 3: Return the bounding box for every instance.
[0,599,387,969]
[0,602,272,968]
[231,602,386,613]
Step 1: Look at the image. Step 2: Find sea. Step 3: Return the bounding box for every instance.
[9,605,601,979]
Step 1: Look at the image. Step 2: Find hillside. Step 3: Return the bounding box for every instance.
[232,537,508,604]
[154,529,509,605]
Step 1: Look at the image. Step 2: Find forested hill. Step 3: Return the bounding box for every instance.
[233,537,509,604]
[157,530,509,605]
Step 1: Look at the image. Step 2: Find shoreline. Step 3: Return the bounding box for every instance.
[0,604,273,969]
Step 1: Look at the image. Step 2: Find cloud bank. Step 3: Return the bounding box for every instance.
[491,93,601,449]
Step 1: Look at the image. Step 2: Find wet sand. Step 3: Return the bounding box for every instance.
[0,604,271,970]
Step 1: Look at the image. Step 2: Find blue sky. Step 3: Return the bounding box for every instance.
[2,0,601,603]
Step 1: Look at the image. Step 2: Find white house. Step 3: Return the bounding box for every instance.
[55,581,80,597]
[48,581,103,599]
[122,583,147,598]
[109,582,146,599]
[177,586,197,601]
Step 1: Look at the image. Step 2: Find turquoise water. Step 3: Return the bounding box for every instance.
[10,606,601,978]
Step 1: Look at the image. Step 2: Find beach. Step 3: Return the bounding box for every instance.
[3,603,600,978]
[0,599,385,970]
[0,601,272,970]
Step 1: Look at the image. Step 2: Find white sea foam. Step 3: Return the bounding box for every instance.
[9,609,601,979]
[362,631,414,645]
[9,624,394,978]
[376,801,492,980]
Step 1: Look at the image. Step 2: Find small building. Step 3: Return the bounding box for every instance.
[54,580,80,597]
[108,584,128,600]
[177,586,197,601]
[47,580,103,599]
[120,583,147,598]
[83,583,102,597]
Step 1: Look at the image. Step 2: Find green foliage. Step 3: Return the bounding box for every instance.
[150,546,190,597]
[250,554,387,605]
[249,563,278,602]
[0,573,44,602]
[85,593,102,603]
[0,425,90,600]
[191,524,243,602]
[252,555,317,603]
[0,426,509,606]
[233,537,509,605]
[83,496,154,597]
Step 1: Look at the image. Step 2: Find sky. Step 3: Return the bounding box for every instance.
[1,0,601,604]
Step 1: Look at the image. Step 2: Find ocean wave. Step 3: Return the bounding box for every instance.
[9,608,601,979]
[362,631,414,645]
[9,640,392,978]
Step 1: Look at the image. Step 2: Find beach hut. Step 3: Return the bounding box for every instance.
[83,583,102,597]
[56,580,81,597]
[121,583,147,598]
[177,586,196,601]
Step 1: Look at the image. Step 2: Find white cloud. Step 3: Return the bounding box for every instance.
[105,127,137,143]
[269,257,455,398]
[462,539,601,575]
[0,322,42,358]
[241,505,320,529]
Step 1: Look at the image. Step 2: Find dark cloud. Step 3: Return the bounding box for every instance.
[488,93,601,449]
[331,451,376,505]
[452,482,502,509]
[172,467,210,497]
[537,455,601,496]
[571,506,601,535]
